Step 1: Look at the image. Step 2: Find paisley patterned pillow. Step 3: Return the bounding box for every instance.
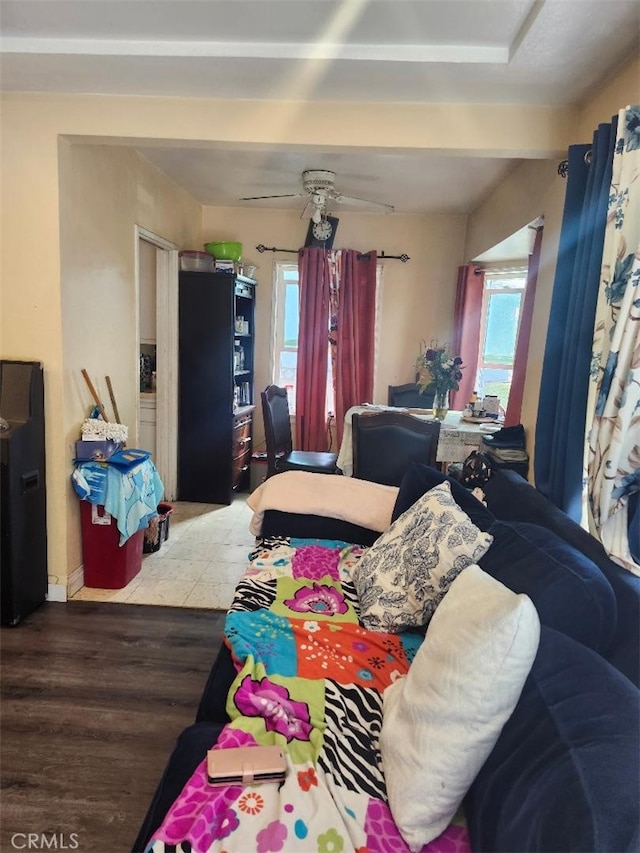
[351,481,494,632]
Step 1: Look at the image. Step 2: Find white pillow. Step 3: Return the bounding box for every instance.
[351,481,494,632]
[380,564,540,851]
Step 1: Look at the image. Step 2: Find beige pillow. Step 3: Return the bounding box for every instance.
[380,565,540,851]
[350,481,494,632]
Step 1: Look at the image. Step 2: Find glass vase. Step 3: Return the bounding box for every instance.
[433,389,450,420]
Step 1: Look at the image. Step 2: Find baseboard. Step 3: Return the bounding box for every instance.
[67,564,85,598]
[46,583,67,602]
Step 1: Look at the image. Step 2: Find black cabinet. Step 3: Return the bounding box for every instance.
[0,360,48,625]
[178,273,256,504]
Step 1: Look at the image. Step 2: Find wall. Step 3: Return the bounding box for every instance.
[0,90,594,589]
[464,54,639,480]
[201,207,467,447]
[58,142,202,587]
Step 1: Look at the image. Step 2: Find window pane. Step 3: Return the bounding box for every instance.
[474,272,526,408]
[284,283,299,348]
[483,292,521,365]
[477,367,513,402]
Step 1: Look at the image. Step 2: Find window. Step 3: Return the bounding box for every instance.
[272,261,381,415]
[272,263,300,411]
[475,271,527,407]
[272,262,334,414]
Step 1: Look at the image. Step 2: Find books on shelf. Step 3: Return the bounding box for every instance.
[234,381,252,407]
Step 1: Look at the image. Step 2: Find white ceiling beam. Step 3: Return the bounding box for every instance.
[0,38,510,64]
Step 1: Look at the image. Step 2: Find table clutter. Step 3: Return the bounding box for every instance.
[337,405,496,475]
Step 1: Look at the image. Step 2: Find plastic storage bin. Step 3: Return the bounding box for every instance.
[143,502,174,554]
[179,251,215,273]
[80,501,143,589]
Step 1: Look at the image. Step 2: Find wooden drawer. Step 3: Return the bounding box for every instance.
[232,410,253,489]
[233,417,252,458]
[232,447,251,489]
[231,415,252,459]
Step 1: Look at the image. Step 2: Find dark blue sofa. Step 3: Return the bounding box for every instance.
[393,465,640,851]
[134,467,640,852]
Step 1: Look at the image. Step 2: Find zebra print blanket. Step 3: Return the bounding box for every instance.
[148,537,470,853]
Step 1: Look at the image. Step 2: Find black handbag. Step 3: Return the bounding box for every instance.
[461,450,494,488]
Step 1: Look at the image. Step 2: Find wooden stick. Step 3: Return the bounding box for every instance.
[81,369,109,421]
[105,375,121,424]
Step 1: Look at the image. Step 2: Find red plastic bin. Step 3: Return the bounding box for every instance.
[79,501,143,589]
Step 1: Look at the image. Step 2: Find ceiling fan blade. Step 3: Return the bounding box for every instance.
[239,193,303,201]
[299,198,313,220]
[334,193,395,213]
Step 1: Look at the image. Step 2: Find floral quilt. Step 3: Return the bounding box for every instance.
[147,537,470,853]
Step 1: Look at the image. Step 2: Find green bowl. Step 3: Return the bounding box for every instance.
[204,241,243,261]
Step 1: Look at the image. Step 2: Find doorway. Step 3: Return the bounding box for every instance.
[136,226,179,500]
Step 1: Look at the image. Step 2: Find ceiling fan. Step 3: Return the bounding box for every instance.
[240,169,395,225]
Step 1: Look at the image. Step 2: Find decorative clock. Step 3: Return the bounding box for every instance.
[304,216,339,249]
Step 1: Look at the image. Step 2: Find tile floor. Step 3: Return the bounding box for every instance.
[71,493,255,610]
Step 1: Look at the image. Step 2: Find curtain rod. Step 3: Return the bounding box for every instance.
[558,148,592,178]
[473,264,529,276]
[255,244,410,262]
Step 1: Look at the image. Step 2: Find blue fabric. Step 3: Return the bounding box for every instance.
[70,462,108,504]
[483,470,640,685]
[103,458,164,544]
[535,121,617,520]
[478,521,617,654]
[392,462,496,530]
[465,627,640,853]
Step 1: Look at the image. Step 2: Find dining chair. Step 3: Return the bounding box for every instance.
[351,411,441,486]
[261,385,340,478]
[387,382,435,409]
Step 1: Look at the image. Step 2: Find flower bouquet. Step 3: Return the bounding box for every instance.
[416,342,464,418]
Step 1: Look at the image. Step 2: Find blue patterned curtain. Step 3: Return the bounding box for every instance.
[587,106,640,574]
[534,121,617,520]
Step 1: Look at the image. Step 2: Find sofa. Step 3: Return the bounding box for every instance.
[134,467,640,853]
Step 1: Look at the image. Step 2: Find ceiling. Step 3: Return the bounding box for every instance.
[2,0,638,230]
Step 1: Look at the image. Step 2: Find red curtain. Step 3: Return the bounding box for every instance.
[504,227,543,426]
[334,250,377,444]
[450,265,484,409]
[295,248,332,451]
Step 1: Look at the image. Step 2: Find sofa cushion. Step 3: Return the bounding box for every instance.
[478,521,617,654]
[465,626,640,853]
[351,481,494,632]
[381,565,540,850]
[392,462,496,530]
[480,469,640,686]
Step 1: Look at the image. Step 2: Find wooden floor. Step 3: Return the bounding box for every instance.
[1,600,226,852]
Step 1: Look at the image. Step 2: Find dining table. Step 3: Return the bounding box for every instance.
[336,405,501,476]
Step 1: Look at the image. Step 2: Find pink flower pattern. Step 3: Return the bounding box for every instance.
[365,800,470,853]
[292,545,340,580]
[284,582,348,616]
[234,674,312,742]
[257,819,288,852]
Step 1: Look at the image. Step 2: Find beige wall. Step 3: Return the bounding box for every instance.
[201,207,467,448]
[464,54,639,480]
[0,63,635,590]
[577,54,640,142]
[59,142,201,579]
